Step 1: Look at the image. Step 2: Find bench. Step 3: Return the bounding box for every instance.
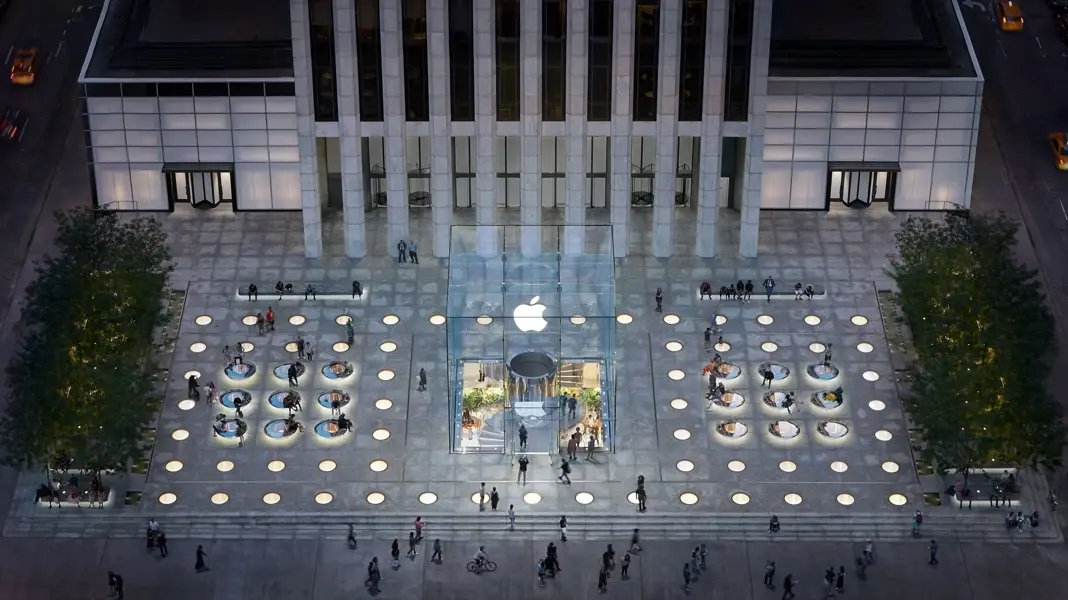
[697,283,827,300]
[235,283,368,302]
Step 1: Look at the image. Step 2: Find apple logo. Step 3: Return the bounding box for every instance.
[512,296,549,332]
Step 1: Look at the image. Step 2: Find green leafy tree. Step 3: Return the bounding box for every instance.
[0,209,173,480]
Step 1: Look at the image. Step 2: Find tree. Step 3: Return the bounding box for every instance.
[0,208,173,479]
[890,212,1065,483]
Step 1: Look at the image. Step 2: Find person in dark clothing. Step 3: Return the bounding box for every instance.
[109,572,124,599]
[406,532,418,557]
[275,281,285,299]
[490,487,500,511]
[391,539,401,567]
[655,287,664,312]
[763,560,776,587]
[744,280,754,302]
[621,553,631,578]
[835,566,845,593]
[352,280,362,299]
[517,455,529,483]
[157,532,168,557]
[781,574,795,600]
[195,545,208,572]
[518,424,528,449]
[598,566,608,593]
[247,283,258,301]
[397,240,408,263]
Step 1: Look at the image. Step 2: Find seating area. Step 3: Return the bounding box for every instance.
[235,282,367,302]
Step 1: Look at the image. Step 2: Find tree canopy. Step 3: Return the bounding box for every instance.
[889,212,1065,478]
[0,208,173,477]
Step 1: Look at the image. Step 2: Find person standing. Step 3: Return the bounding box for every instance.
[397,239,408,263]
[345,319,355,344]
[390,539,401,568]
[585,435,596,461]
[682,563,692,592]
[110,572,124,599]
[566,435,579,462]
[823,344,833,367]
[490,487,500,511]
[620,553,631,579]
[567,395,577,419]
[835,566,845,593]
[518,424,528,449]
[256,312,266,335]
[763,276,776,302]
[517,455,529,483]
[287,363,299,388]
[296,336,306,360]
[764,560,776,587]
[928,539,939,565]
[559,515,568,541]
[305,342,315,362]
[744,280,754,302]
[636,484,647,512]
[507,505,516,530]
[406,532,418,557]
[655,287,663,313]
[157,532,169,558]
[913,510,923,536]
[408,239,419,264]
[187,374,199,398]
[431,539,443,562]
[265,306,275,331]
[195,545,208,572]
[414,516,424,541]
[704,327,713,352]
[418,368,427,392]
[781,574,796,600]
[823,567,835,599]
[479,482,487,511]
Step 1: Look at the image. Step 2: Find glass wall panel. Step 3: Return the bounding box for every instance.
[542,0,567,121]
[355,0,385,121]
[309,0,338,121]
[402,0,430,121]
[587,0,613,120]
[678,0,707,121]
[449,0,476,120]
[633,1,661,121]
[496,0,521,121]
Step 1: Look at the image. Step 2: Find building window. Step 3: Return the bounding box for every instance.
[496,136,520,206]
[723,0,753,122]
[355,0,385,121]
[453,136,475,207]
[630,136,655,206]
[542,0,567,121]
[541,137,566,206]
[586,136,610,207]
[496,0,520,121]
[828,168,898,209]
[678,0,707,121]
[406,137,432,206]
[402,0,430,121]
[675,137,697,206]
[587,0,613,120]
[633,1,660,121]
[366,137,387,206]
[308,0,338,121]
[449,0,475,121]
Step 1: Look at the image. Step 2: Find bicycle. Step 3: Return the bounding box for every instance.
[466,559,497,574]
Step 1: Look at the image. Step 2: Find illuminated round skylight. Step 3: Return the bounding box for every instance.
[804,315,821,326]
[851,315,869,326]
[809,343,826,353]
[377,370,395,381]
[882,461,900,473]
[171,429,189,441]
[784,493,803,505]
[195,315,212,325]
[158,493,177,505]
[571,315,587,325]
[616,314,633,324]
[335,315,352,325]
[857,342,874,353]
[889,494,908,506]
[379,341,398,352]
[429,314,446,325]
[315,492,334,505]
[178,400,196,411]
[267,460,286,472]
[263,493,281,505]
[670,398,688,410]
[382,315,400,325]
[289,315,306,326]
[875,430,893,441]
[319,460,337,472]
[757,315,774,325]
[677,460,695,473]
[242,315,257,326]
[375,398,393,410]
[524,492,542,505]
[680,492,699,505]
[211,493,229,505]
[761,342,779,352]
[366,492,385,505]
[369,460,388,472]
[869,400,886,411]
[333,342,350,352]
[673,428,691,440]
[663,314,680,325]
[779,460,797,473]
[668,369,685,380]
[731,492,750,505]
[165,460,183,472]
[419,492,438,505]
[476,316,493,325]
[189,343,207,353]
[576,492,594,505]
[727,460,746,473]
[216,460,234,472]
[665,341,683,352]
[372,428,391,441]
[837,493,855,506]
[830,461,849,473]
[863,371,880,382]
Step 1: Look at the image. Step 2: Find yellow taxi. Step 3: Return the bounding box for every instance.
[996,1,1024,31]
[9,47,38,85]
[1050,133,1068,170]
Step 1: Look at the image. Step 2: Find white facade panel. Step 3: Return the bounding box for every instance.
[129,166,168,210]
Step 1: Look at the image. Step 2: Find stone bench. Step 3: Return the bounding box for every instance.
[234,284,367,302]
[698,283,827,300]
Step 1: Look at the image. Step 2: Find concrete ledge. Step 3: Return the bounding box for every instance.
[699,284,827,300]
[233,287,368,302]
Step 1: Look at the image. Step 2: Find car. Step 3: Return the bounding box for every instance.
[1049,133,1068,170]
[0,108,26,141]
[1056,14,1068,44]
[10,47,38,85]
[996,0,1025,31]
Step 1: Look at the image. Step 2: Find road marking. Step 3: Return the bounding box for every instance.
[4,46,11,65]
[1036,37,1047,58]
[74,5,82,12]
[53,41,63,58]
[998,39,1008,58]
[961,0,987,11]
[1059,199,1068,222]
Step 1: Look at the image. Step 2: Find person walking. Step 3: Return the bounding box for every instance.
[397,239,408,263]
[517,455,529,483]
[621,553,631,579]
[835,566,845,593]
[194,545,208,572]
[912,510,923,537]
[418,368,427,392]
[704,327,713,352]
[689,547,701,581]
[187,374,199,399]
[348,524,359,549]
[585,435,596,461]
[489,487,500,511]
[655,287,663,313]
[109,572,124,600]
[157,532,168,558]
[558,460,571,485]
[479,482,487,511]
[507,504,516,530]
[265,306,275,331]
[559,515,568,541]
[305,341,315,362]
[538,559,547,587]
[408,239,419,264]
[518,424,528,449]
[566,435,579,462]
[636,484,647,512]
[568,395,577,419]
[629,528,642,553]
[763,560,776,588]
[763,276,776,302]
[598,565,609,594]
[928,539,939,565]
[414,516,424,542]
[682,563,692,592]
[781,574,796,600]
[296,336,306,360]
[863,539,874,564]
[345,319,355,344]
[406,532,418,557]
[287,363,299,387]
[390,539,401,568]
[256,312,266,334]
[431,539,443,562]
[823,567,835,599]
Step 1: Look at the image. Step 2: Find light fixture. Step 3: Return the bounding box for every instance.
[875,430,893,441]
[673,428,691,440]
[627,492,639,504]
[851,315,869,326]
[714,342,731,352]
[881,461,900,473]
[189,342,207,353]
[429,314,446,325]
[216,460,234,472]
[731,492,751,505]
[319,460,337,472]
[809,342,826,353]
[727,460,746,472]
[476,315,493,325]
[670,398,688,410]
[715,315,727,325]
[379,341,398,352]
[315,492,334,505]
[336,315,352,325]
[668,369,685,380]
[195,315,212,325]
[857,342,874,353]
[369,460,388,472]
[837,493,855,506]
[524,492,543,505]
[211,493,229,505]
[377,370,395,381]
[665,341,683,352]
[677,460,695,472]
[761,342,779,352]
[863,371,880,382]
[332,342,350,352]
[757,315,774,325]
[239,341,254,353]
[267,460,286,472]
[663,314,680,325]
[366,492,385,505]
[571,315,587,325]
[868,400,886,411]
[178,399,196,411]
[285,342,298,352]
[172,429,189,441]
[242,315,257,326]
[831,461,849,473]
[680,492,699,505]
[889,493,907,506]
[616,314,633,324]
[375,398,393,410]
[804,315,821,326]
[372,428,391,441]
[471,492,488,504]
[778,460,797,473]
[382,315,400,325]
[163,461,182,473]
[419,492,438,505]
[784,493,803,505]
[576,492,594,505]
[263,493,281,505]
[183,370,201,380]
[289,315,306,326]
[158,493,177,505]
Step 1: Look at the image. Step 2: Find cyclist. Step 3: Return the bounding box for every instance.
[473,545,489,570]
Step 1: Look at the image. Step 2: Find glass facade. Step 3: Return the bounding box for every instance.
[633,1,660,121]
[308,0,338,121]
[678,0,707,121]
[355,0,385,121]
[448,0,476,121]
[446,226,616,455]
[495,0,521,121]
[542,0,567,121]
[724,0,754,122]
[402,0,430,121]
[587,0,613,121]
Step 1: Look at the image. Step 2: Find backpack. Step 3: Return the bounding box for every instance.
[915,513,923,524]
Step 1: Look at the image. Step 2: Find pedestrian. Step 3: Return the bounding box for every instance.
[391,538,401,568]
[538,559,547,587]
[699,543,707,570]
[559,515,568,541]
[764,560,776,587]
[275,280,285,299]
[305,342,314,362]
[517,455,529,483]
[414,516,424,541]
[348,524,358,549]
[266,306,275,331]
[418,368,427,392]
[855,556,867,579]
[368,566,381,593]
[296,336,306,359]
[629,528,642,553]
[683,563,692,592]
[568,395,577,419]
[655,287,663,312]
[345,319,354,344]
[145,525,156,551]
[699,281,711,299]
[912,510,923,537]
[479,482,486,511]
[823,343,833,367]
[928,539,939,565]
[304,283,316,300]
[636,484,647,512]
[110,572,124,600]
[835,566,845,593]
[364,558,379,587]
[195,545,208,572]
[621,553,631,579]
[187,373,199,398]
[255,311,266,334]
[490,487,500,510]
[408,239,419,264]
[397,239,408,263]
[763,276,776,301]
[157,532,168,558]
[690,546,701,580]
[794,282,803,300]
[744,279,754,302]
[518,424,528,449]
[736,279,744,302]
[406,532,418,557]
[352,280,362,299]
[585,435,596,460]
[782,574,796,600]
[598,565,609,593]
[762,367,774,388]
[559,459,572,484]
[508,504,516,530]
[863,539,874,564]
[823,567,835,598]
[247,283,258,301]
[603,547,614,578]
[704,327,712,352]
[222,344,232,366]
[287,363,298,387]
[432,538,443,562]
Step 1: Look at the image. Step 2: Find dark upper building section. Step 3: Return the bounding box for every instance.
[769,0,976,78]
[83,0,294,79]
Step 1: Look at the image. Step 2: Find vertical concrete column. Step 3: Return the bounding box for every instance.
[609,0,636,258]
[695,0,728,258]
[427,0,454,258]
[333,0,367,257]
[563,0,589,256]
[519,0,542,256]
[652,0,682,258]
[473,0,499,256]
[380,1,409,250]
[739,0,773,258]
[289,0,323,258]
